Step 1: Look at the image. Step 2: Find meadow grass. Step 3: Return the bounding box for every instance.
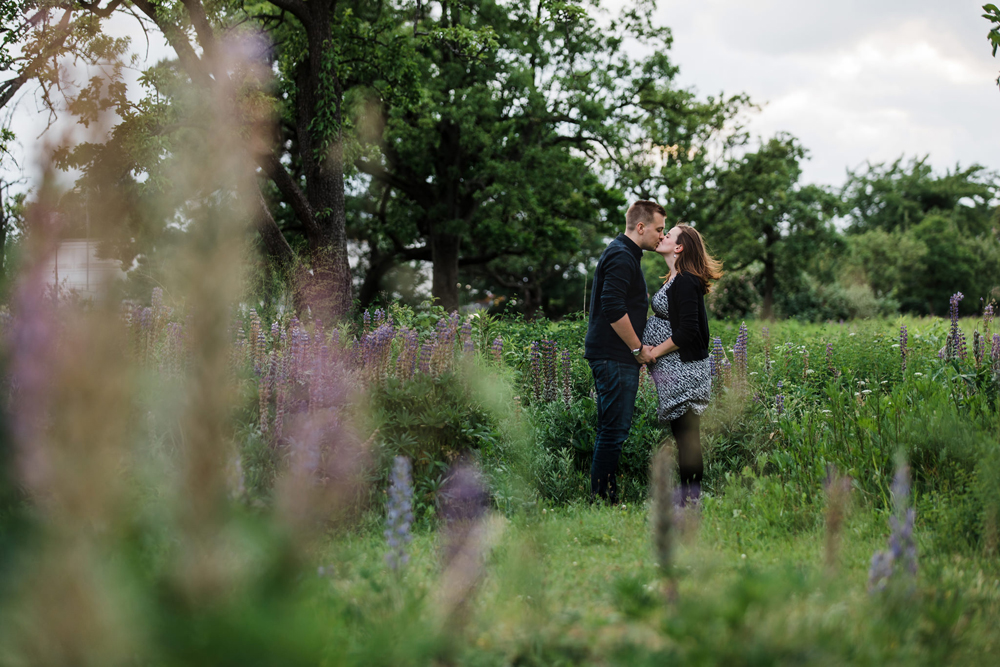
[314,496,1000,665]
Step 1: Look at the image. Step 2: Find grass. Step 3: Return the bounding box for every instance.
[4,295,1000,664]
[313,494,1000,665]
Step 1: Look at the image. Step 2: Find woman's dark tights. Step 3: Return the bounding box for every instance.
[670,409,702,486]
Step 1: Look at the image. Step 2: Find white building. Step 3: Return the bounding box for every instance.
[42,239,126,298]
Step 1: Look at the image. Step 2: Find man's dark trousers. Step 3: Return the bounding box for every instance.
[589,358,640,503]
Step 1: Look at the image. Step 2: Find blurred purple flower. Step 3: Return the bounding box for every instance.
[490,336,503,365]
[868,463,918,593]
[385,456,414,571]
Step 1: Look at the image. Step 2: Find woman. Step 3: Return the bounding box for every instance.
[641,224,722,507]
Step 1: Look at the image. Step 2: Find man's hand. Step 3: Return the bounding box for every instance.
[636,345,656,364]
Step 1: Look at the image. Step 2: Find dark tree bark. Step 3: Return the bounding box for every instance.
[82,0,356,319]
[431,232,461,312]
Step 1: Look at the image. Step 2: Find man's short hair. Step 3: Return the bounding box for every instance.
[625,200,666,231]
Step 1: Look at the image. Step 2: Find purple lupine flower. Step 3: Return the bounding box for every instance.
[868,464,918,592]
[561,349,572,406]
[460,320,474,355]
[490,336,503,365]
[992,333,1000,368]
[151,287,164,330]
[983,301,994,333]
[868,551,894,593]
[255,324,267,376]
[946,292,965,360]
[274,351,288,440]
[430,316,456,375]
[436,461,491,626]
[309,343,329,410]
[385,456,414,572]
[733,322,749,385]
[402,328,420,380]
[722,357,732,386]
[260,350,276,435]
[529,341,542,403]
[710,336,725,385]
[775,380,784,417]
[233,321,248,370]
[889,466,918,577]
[419,340,433,376]
[541,340,558,403]
[439,462,490,565]
[899,324,908,373]
[826,341,835,375]
[373,323,395,381]
[762,326,771,375]
[974,330,984,367]
[363,309,372,333]
[373,308,386,329]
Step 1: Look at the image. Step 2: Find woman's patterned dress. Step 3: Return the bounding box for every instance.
[641,275,711,423]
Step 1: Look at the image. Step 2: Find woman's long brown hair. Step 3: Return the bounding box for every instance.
[671,224,723,294]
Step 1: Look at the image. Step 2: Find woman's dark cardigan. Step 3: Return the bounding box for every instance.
[665,272,710,362]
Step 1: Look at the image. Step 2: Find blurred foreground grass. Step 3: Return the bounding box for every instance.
[318,500,1000,665]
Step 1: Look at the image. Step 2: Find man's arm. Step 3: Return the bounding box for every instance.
[610,315,655,364]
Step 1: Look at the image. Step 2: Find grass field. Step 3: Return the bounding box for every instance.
[2,301,999,665]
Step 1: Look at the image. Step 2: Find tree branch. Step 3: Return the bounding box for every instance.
[266,0,310,25]
[254,188,296,266]
[0,9,73,111]
[259,153,323,243]
[131,0,212,88]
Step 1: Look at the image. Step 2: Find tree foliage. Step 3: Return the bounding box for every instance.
[349,0,751,313]
[842,157,1000,315]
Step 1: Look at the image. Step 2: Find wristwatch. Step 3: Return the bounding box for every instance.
[631,345,642,356]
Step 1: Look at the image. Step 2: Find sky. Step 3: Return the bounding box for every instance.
[647,0,1000,186]
[4,0,1000,191]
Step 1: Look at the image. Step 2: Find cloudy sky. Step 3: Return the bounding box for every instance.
[649,0,1000,186]
[4,0,1000,190]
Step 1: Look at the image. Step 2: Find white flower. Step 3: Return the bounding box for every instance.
[914,372,924,377]
[862,389,872,395]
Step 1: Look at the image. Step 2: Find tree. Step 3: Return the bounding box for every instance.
[842,157,997,235]
[41,0,483,318]
[350,0,744,313]
[673,134,841,320]
[841,157,1000,314]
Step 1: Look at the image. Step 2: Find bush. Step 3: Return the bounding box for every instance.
[707,269,761,320]
[369,366,512,519]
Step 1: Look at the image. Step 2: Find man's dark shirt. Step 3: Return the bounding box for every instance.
[584,234,648,363]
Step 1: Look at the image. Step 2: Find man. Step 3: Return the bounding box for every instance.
[584,200,665,503]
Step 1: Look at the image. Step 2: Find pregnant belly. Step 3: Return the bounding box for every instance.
[642,315,672,347]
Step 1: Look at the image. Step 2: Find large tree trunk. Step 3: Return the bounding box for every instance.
[357,247,397,308]
[431,232,461,312]
[291,10,352,319]
[0,183,7,286]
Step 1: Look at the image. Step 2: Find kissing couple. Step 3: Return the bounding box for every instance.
[584,200,723,506]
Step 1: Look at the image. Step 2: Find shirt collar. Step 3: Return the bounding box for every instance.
[617,233,643,260]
